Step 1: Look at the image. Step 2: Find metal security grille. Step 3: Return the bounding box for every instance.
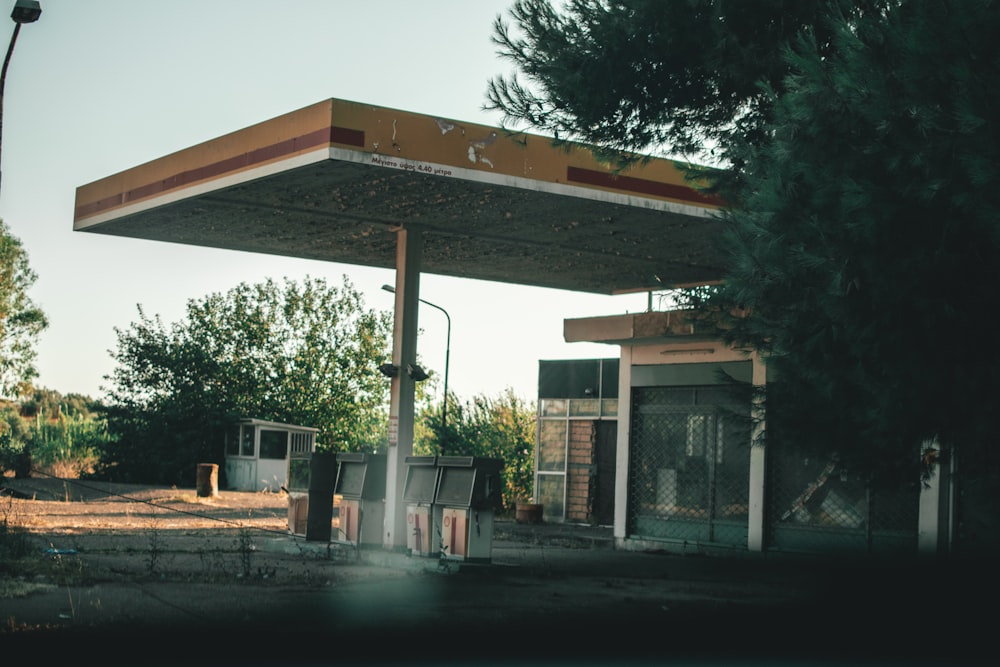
[766,437,919,555]
[290,431,315,455]
[287,432,315,493]
[628,385,751,546]
[947,446,1000,557]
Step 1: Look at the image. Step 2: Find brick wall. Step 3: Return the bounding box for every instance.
[566,420,596,522]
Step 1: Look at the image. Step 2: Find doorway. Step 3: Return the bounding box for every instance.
[593,420,617,525]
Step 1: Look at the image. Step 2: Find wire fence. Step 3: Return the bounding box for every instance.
[765,442,919,555]
[627,384,921,555]
[628,385,751,547]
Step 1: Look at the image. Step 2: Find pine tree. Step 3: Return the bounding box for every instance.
[489,0,1000,489]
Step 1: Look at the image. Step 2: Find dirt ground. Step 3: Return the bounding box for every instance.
[0,479,416,652]
[1,477,996,666]
[0,476,400,599]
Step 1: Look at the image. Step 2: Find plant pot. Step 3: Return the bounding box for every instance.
[196,463,218,498]
[515,502,543,524]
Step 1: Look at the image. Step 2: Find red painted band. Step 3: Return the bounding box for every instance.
[75,125,365,220]
[566,166,723,207]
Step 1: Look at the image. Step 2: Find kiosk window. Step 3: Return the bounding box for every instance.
[240,427,254,456]
[259,430,288,460]
[226,426,240,456]
[288,459,310,492]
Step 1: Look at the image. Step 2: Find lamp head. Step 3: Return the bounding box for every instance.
[407,364,429,382]
[378,363,399,378]
[11,0,41,24]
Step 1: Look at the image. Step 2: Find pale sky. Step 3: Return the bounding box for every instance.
[0,0,649,405]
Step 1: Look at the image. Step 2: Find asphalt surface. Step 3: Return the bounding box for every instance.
[3,516,995,666]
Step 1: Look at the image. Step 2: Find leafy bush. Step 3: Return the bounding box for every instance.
[26,411,109,478]
[415,388,536,512]
[0,406,31,477]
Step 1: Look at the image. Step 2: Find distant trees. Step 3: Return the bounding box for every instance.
[0,218,47,400]
[0,388,109,479]
[96,276,392,485]
[20,387,102,420]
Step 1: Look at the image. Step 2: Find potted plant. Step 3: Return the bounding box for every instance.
[515,497,543,524]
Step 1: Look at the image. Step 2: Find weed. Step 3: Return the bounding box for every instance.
[199,548,231,580]
[437,527,452,572]
[45,542,85,621]
[0,495,32,561]
[145,518,164,576]
[236,513,256,577]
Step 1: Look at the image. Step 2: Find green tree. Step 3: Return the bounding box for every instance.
[701,1,1000,489]
[416,388,536,511]
[0,403,32,477]
[487,0,999,490]
[97,275,392,485]
[0,219,47,400]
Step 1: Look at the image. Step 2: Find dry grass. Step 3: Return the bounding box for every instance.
[0,478,319,595]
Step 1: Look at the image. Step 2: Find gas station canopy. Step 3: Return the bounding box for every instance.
[74,97,726,295]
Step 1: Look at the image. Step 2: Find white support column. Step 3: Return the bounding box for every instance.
[918,438,951,557]
[613,346,633,541]
[384,228,422,552]
[747,352,767,552]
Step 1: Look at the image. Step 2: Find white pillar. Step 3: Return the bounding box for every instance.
[384,228,422,552]
[746,352,767,552]
[613,346,633,541]
[918,438,951,557]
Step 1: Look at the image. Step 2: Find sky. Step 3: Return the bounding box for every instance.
[0,0,651,406]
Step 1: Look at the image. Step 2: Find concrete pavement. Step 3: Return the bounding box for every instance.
[3,515,995,666]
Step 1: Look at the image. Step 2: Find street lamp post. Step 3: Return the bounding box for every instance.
[382,284,451,453]
[0,0,41,197]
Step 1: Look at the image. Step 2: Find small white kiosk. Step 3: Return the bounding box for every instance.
[224,418,318,493]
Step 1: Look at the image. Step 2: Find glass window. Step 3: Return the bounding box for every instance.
[601,399,618,417]
[540,399,568,417]
[569,398,600,417]
[287,458,311,491]
[537,420,567,472]
[259,430,288,460]
[537,474,565,519]
[225,425,240,456]
[240,426,254,457]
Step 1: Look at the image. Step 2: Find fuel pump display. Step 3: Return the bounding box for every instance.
[434,456,504,563]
